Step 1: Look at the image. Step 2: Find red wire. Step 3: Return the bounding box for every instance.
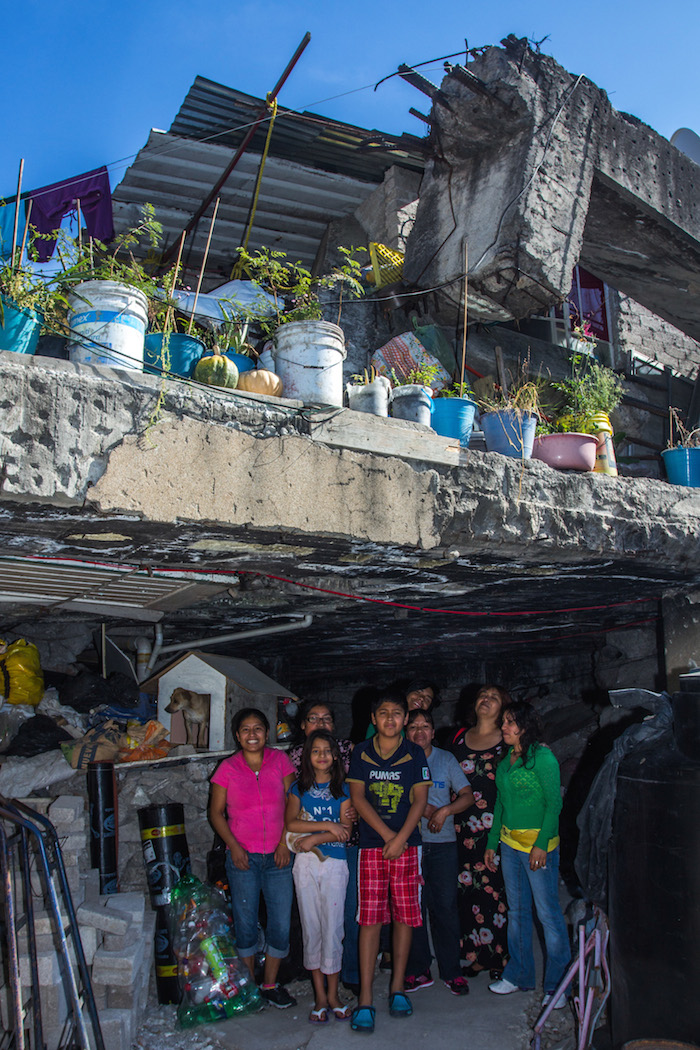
[20,555,658,620]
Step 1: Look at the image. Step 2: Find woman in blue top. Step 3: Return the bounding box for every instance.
[285,730,353,1023]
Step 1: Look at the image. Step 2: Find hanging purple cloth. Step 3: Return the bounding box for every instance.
[27,167,114,262]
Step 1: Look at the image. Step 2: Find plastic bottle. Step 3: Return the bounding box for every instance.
[590,412,618,477]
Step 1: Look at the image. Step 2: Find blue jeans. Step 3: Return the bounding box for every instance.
[406,841,462,981]
[341,845,359,984]
[500,844,570,994]
[225,851,294,959]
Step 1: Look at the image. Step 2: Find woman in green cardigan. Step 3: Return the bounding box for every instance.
[484,702,570,1009]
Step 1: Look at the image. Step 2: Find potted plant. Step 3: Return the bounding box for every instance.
[233,245,364,406]
[0,256,60,356]
[144,295,210,380]
[0,215,68,356]
[476,360,543,460]
[661,409,700,487]
[432,380,479,447]
[390,363,441,427]
[533,353,624,472]
[346,366,392,416]
[56,204,163,371]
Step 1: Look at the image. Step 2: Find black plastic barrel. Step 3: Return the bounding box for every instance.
[87,762,119,894]
[154,907,181,1004]
[138,803,191,908]
[609,691,700,1045]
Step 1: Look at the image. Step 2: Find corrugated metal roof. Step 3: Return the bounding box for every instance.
[0,558,225,622]
[111,78,426,274]
[112,131,383,274]
[170,76,426,182]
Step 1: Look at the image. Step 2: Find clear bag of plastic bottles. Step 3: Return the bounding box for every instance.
[166,873,261,1027]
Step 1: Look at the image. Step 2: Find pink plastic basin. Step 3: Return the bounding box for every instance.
[532,432,597,471]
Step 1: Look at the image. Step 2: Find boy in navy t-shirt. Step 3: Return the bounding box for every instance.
[347,694,431,1031]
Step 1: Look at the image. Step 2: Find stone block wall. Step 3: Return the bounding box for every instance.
[612,292,700,379]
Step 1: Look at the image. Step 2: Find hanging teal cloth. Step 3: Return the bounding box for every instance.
[0,200,26,261]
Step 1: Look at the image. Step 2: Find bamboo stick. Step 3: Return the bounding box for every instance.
[163,231,186,334]
[11,159,24,273]
[459,241,468,395]
[187,199,220,334]
[18,198,33,265]
[76,198,82,257]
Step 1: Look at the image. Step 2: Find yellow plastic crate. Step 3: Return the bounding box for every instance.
[369,242,404,289]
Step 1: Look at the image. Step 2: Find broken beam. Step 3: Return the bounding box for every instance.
[398,64,452,109]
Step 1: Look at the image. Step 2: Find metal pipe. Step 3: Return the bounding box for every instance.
[145,615,313,675]
[134,637,153,683]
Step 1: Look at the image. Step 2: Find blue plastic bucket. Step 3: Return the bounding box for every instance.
[661,447,700,487]
[225,351,256,373]
[481,409,538,459]
[0,296,42,355]
[144,332,206,378]
[432,397,478,446]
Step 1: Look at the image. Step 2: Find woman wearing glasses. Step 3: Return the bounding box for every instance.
[289,702,359,994]
[289,703,353,773]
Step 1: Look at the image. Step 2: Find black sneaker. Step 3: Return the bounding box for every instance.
[261,984,297,1009]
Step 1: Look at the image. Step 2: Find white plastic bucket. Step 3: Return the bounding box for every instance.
[68,281,148,370]
[391,384,434,427]
[272,321,346,405]
[346,376,392,416]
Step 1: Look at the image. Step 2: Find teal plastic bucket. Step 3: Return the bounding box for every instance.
[144,333,205,378]
[226,351,256,373]
[0,296,42,355]
[432,397,478,446]
[661,447,700,487]
[481,409,537,459]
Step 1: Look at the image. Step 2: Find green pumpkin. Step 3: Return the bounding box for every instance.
[193,348,239,389]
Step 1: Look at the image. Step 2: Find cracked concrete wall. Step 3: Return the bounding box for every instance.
[2,354,700,578]
[89,416,440,550]
[404,41,700,346]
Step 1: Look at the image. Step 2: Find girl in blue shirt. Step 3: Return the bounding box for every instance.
[285,730,353,1023]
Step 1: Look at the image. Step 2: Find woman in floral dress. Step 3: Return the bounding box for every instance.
[450,685,511,978]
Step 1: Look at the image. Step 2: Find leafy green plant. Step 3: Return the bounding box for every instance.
[52,203,165,300]
[389,362,442,388]
[214,307,258,357]
[233,245,365,335]
[434,380,476,399]
[539,353,624,434]
[350,365,380,385]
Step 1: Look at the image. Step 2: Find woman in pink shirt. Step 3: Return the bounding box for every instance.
[210,707,297,1009]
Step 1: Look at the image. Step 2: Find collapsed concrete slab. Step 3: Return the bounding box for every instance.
[404,38,700,342]
[2,352,699,580]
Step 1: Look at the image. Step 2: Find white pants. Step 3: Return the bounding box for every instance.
[293,852,349,975]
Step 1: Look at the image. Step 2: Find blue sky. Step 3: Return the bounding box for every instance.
[3,0,699,199]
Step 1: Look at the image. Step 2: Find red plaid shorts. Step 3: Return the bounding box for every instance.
[357,846,422,927]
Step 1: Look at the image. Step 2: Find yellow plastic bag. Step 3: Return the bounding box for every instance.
[0,639,44,706]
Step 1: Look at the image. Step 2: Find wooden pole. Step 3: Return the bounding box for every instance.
[187,199,220,334]
[76,198,83,257]
[459,241,468,395]
[18,198,33,265]
[11,159,24,272]
[163,231,186,334]
[159,32,311,269]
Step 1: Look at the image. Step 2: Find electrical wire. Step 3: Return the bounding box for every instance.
[18,555,659,622]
